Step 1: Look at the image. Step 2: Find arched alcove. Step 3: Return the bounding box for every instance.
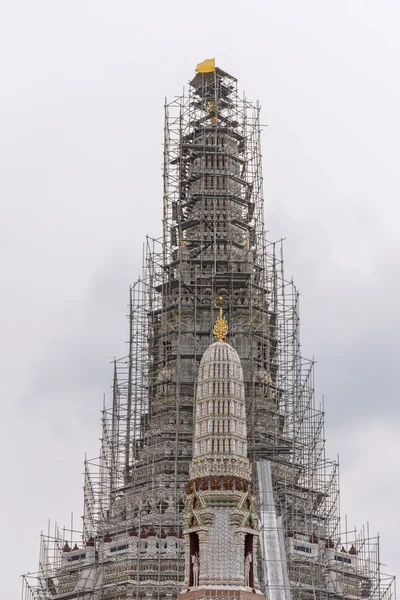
[244,533,254,589]
[189,532,200,587]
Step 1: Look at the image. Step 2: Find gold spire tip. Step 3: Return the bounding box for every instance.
[213,296,228,341]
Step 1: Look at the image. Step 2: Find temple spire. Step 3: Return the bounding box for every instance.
[180,327,265,599]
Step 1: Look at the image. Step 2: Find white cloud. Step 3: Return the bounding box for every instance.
[328,418,400,576]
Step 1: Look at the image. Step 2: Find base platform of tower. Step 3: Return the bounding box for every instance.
[21,60,395,600]
[180,591,264,600]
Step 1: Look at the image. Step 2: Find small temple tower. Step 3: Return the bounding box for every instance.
[179,299,266,600]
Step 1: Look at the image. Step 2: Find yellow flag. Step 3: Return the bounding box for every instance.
[195,58,215,73]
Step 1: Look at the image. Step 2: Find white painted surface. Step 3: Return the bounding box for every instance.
[257,460,291,600]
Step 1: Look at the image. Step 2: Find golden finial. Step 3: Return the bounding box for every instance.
[207,100,218,125]
[213,296,228,341]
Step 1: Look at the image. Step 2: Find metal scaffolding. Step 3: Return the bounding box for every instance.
[21,64,395,600]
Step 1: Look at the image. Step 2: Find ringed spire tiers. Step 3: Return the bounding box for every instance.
[180,333,264,599]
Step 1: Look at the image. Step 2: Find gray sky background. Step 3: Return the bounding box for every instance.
[1,1,399,596]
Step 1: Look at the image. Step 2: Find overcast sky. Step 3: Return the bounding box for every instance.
[1,1,399,596]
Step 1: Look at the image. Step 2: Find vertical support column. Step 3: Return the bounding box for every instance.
[234,531,246,586]
[197,530,209,586]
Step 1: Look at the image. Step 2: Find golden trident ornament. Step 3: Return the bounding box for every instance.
[213,296,228,341]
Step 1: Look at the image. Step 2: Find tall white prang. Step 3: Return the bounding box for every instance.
[179,310,266,600]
